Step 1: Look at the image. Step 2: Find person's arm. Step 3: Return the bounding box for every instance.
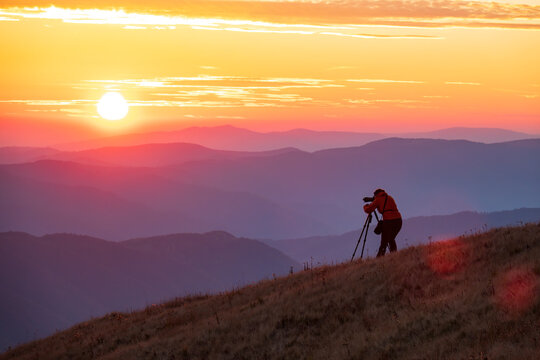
[363,197,379,214]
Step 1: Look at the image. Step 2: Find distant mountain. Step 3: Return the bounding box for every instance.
[0,143,301,166]
[0,231,298,350]
[56,125,537,152]
[0,161,326,239]
[5,224,539,359]
[155,138,540,230]
[265,208,540,264]
[0,171,189,240]
[0,147,61,165]
[403,127,536,143]
[1,138,539,239]
[56,125,384,152]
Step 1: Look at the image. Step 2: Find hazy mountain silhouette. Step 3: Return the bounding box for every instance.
[0,147,61,165]
[0,161,326,239]
[405,126,536,143]
[155,138,540,231]
[57,125,537,152]
[0,142,301,166]
[0,231,298,350]
[0,171,192,240]
[265,208,540,264]
[1,138,538,239]
[56,125,383,152]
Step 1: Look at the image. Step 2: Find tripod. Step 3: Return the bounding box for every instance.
[351,211,380,262]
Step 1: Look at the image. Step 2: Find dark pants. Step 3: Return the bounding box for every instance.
[377,218,402,257]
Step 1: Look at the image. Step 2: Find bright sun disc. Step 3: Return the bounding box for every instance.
[97,92,129,121]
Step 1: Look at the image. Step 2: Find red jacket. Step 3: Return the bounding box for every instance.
[363,191,402,220]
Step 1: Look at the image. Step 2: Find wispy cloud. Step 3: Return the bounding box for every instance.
[347,79,424,84]
[0,15,18,21]
[127,100,285,108]
[346,99,427,104]
[320,32,443,39]
[345,98,430,108]
[0,99,93,106]
[0,99,97,118]
[445,81,482,86]
[1,73,443,117]
[84,76,344,109]
[2,1,537,33]
[1,76,344,114]
[84,76,342,90]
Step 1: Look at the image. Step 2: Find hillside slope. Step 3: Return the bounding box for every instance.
[3,224,539,359]
[0,231,298,350]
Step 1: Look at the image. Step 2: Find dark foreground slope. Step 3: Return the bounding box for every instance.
[0,232,298,350]
[3,224,540,359]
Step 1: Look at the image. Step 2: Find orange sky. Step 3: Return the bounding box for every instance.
[1,0,539,146]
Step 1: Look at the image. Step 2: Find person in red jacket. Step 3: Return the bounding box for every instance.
[363,188,402,257]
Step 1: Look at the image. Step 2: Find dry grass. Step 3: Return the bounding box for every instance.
[2,224,540,360]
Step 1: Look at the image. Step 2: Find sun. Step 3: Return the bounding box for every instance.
[97,92,129,121]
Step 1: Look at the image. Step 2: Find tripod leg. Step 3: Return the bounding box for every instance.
[360,214,372,259]
[351,214,370,262]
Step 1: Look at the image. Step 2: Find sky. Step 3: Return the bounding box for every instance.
[0,0,539,146]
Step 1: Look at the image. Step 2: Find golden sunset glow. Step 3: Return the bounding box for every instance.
[0,0,539,145]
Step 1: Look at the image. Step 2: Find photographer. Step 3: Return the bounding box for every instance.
[363,189,402,257]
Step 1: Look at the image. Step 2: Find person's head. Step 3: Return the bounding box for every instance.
[374,188,385,196]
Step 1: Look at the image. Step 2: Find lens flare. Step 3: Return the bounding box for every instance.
[425,239,468,276]
[495,267,538,315]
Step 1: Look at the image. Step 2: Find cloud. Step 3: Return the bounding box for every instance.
[0,16,18,21]
[2,76,346,115]
[347,98,426,104]
[1,1,538,30]
[128,100,283,108]
[445,81,482,86]
[347,79,424,84]
[0,99,93,106]
[345,98,430,108]
[320,32,443,39]
[3,74,444,116]
[84,76,342,89]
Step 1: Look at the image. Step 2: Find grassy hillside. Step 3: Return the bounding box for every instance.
[0,231,298,349]
[2,224,539,359]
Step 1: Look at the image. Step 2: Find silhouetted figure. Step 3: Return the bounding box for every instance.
[363,188,402,257]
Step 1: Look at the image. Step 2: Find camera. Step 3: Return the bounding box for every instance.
[363,196,375,202]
